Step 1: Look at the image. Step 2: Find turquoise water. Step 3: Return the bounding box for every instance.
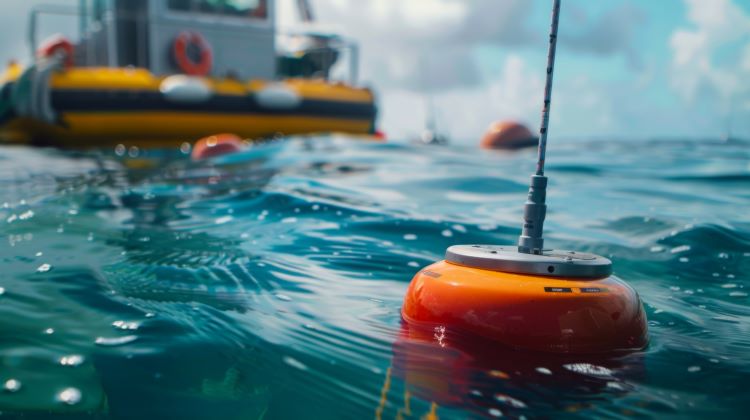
[0,137,748,418]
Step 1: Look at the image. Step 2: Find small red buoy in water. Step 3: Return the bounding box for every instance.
[480,121,538,150]
[191,133,244,160]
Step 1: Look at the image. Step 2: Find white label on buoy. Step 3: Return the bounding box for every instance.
[254,84,302,110]
[160,75,213,103]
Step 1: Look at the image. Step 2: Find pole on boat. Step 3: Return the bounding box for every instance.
[517,0,560,255]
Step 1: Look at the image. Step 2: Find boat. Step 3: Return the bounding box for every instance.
[0,0,378,148]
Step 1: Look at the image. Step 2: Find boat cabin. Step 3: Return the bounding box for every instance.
[30,0,347,82]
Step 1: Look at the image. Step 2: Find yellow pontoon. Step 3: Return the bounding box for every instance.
[0,0,377,148]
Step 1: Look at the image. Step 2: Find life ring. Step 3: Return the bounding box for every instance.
[173,31,213,76]
[37,34,74,69]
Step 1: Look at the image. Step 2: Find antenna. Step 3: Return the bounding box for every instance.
[517,0,560,255]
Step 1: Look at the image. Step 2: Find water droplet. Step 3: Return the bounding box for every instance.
[488,370,509,379]
[59,355,85,367]
[650,246,664,253]
[495,393,527,408]
[0,287,5,296]
[606,381,625,390]
[452,224,467,233]
[403,234,417,241]
[312,204,320,211]
[215,215,233,225]
[281,217,297,224]
[718,252,729,259]
[57,387,81,405]
[721,283,737,289]
[128,146,139,158]
[95,335,137,346]
[441,229,453,237]
[114,144,126,156]
[43,328,55,335]
[275,294,292,302]
[283,356,308,371]
[18,210,34,220]
[535,367,552,375]
[145,312,155,318]
[687,366,701,373]
[670,245,691,254]
[180,142,191,154]
[563,363,612,377]
[4,379,21,393]
[407,261,420,267]
[37,264,52,273]
[729,291,748,297]
[679,257,689,263]
[112,320,139,331]
[35,251,43,257]
[488,408,503,417]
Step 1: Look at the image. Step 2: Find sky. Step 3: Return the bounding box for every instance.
[2,0,749,143]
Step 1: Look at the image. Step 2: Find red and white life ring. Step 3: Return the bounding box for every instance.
[37,34,74,69]
[173,31,213,76]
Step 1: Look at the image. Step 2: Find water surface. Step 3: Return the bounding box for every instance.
[0,137,748,418]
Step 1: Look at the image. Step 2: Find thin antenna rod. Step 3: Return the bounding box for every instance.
[517,0,561,254]
[535,0,560,176]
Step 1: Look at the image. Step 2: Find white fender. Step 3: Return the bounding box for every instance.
[160,75,213,103]
[254,84,302,109]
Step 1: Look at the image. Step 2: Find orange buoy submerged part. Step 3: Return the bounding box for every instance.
[480,121,538,150]
[191,133,244,160]
[402,246,648,354]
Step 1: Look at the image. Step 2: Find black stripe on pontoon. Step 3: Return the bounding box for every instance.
[50,89,376,120]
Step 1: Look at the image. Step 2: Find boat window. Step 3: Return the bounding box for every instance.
[225,0,267,18]
[167,0,267,19]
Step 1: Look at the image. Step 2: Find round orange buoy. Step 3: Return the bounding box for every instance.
[402,246,648,354]
[191,133,244,161]
[480,121,537,150]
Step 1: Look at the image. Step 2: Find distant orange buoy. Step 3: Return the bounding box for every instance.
[480,121,537,150]
[191,133,244,160]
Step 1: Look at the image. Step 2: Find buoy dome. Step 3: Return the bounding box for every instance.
[480,121,538,150]
[191,133,244,160]
[402,257,648,354]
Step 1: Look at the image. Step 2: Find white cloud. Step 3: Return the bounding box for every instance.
[563,3,646,70]
[669,0,750,107]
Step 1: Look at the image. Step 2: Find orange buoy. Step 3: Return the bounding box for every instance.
[402,249,648,354]
[403,0,648,355]
[480,121,537,150]
[191,133,244,160]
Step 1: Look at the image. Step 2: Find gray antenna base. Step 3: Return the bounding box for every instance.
[446,245,612,279]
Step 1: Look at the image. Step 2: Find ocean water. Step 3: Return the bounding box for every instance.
[0,137,748,419]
